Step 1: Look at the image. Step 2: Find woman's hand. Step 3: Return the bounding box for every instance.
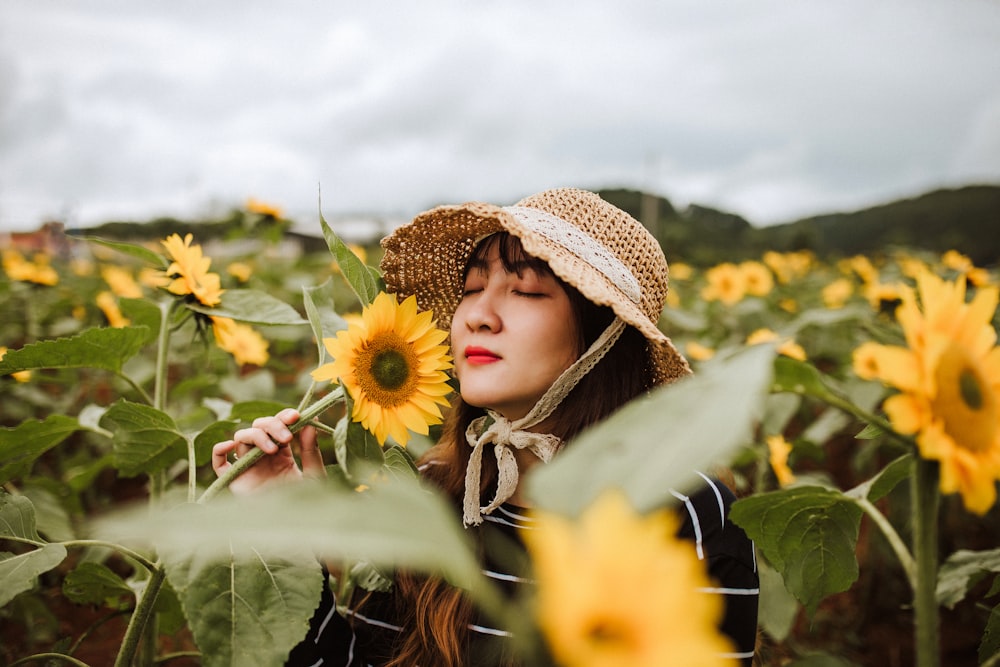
[211,407,325,495]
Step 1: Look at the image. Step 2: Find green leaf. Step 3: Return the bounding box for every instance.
[350,560,394,593]
[937,547,1000,608]
[100,400,187,477]
[302,277,348,363]
[0,327,150,375]
[730,486,862,614]
[848,454,912,503]
[0,543,67,606]
[338,388,384,481]
[188,289,308,325]
[193,420,240,467]
[164,543,323,667]
[526,344,776,516]
[320,209,383,306]
[94,477,486,598]
[63,561,134,608]
[229,400,289,423]
[84,236,168,268]
[0,415,80,484]
[0,492,68,606]
[855,422,885,440]
[772,356,838,399]
[118,297,164,343]
[0,491,43,541]
[981,603,1000,666]
[757,559,800,642]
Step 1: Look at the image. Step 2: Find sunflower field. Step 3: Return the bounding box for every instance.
[1,204,999,667]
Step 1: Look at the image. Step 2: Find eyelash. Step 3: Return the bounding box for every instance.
[461,288,544,298]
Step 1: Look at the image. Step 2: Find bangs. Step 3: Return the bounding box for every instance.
[467,232,553,278]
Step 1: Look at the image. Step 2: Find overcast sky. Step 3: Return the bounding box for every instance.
[1,1,999,235]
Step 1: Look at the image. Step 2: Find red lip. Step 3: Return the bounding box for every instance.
[464,346,500,365]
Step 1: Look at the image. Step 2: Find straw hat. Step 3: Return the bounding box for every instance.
[379,187,691,384]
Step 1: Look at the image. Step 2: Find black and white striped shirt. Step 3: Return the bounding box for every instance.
[287,474,758,666]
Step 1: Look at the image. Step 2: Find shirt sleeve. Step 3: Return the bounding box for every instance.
[285,572,362,667]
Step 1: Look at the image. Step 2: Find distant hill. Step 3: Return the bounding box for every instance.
[600,184,1000,266]
[65,184,999,267]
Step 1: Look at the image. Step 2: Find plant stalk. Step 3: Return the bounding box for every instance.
[114,564,167,667]
[912,457,940,667]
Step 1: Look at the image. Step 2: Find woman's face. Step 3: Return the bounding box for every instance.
[451,241,581,421]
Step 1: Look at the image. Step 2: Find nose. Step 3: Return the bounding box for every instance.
[461,290,502,333]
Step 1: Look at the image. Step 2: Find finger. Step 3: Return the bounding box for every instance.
[298,426,325,479]
[212,440,236,474]
[251,414,296,445]
[276,407,301,425]
[233,427,281,454]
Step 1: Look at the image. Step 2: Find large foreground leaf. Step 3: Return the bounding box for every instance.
[165,546,322,667]
[730,486,862,614]
[93,477,489,603]
[526,344,776,516]
[0,327,149,375]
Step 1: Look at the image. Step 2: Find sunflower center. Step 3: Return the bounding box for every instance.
[584,616,637,652]
[932,342,997,452]
[355,332,419,407]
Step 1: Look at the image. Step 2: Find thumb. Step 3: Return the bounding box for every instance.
[298,425,326,478]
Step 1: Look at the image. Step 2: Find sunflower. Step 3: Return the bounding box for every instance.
[822,278,854,309]
[211,316,269,366]
[311,292,453,447]
[160,233,224,306]
[101,265,143,298]
[766,434,797,487]
[2,249,59,286]
[739,260,775,297]
[523,491,735,667]
[96,291,131,328]
[852,271,1000,515]
[700,263,746,306]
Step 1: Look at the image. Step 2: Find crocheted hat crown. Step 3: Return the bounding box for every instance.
[380,187,691,384]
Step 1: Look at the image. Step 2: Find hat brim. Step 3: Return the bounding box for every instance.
[380,200,691,384]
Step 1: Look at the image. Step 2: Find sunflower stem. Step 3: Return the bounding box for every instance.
[855,497,916,589]
[198,387,344,504]
[912,456,940,667]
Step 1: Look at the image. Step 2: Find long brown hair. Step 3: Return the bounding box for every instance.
[376,233,660,666]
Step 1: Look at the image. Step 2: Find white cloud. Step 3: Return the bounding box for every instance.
[1,0,998,232]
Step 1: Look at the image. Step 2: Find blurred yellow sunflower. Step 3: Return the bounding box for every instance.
[311,292,453,446]
[160,233,224,306]
[685,340,716,362]
[101,265,143,298]
[523,491,735,667]
[766,434,796,487]
[822,278,853,309]
[96,291,131,328]
[739,260,774,297]
[211,316,269,366]
[2,249,59,286]
[701,263,746,306]
[852,271,1000,515]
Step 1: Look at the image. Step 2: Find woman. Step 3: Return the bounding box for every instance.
[212,188,759,666]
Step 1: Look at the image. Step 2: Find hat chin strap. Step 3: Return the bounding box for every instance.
[462,318,627,527]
